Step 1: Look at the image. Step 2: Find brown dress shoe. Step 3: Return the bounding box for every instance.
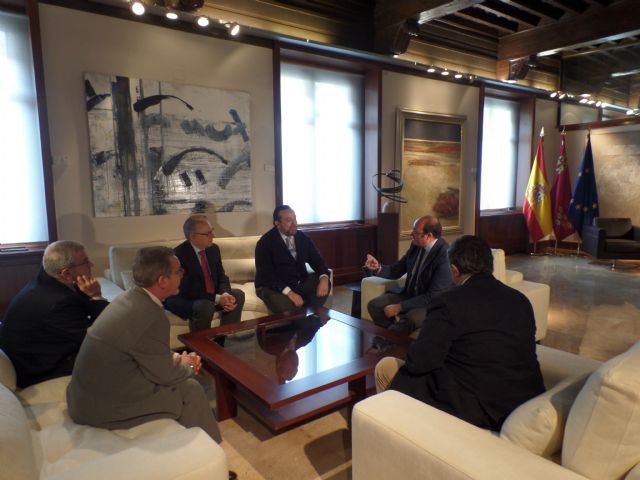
[228,471,238,480]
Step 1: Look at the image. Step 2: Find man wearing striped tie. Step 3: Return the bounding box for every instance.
[255,205,331,314]
[365,216,453,337]
[166,215,245,335]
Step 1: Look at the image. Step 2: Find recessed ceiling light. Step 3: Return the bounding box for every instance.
[427,66,436,73]
[454,73,462,79]
[197,16,209,27]
[441,69,449,76]
[166,11,178,20]
[131,1,145,15]
[550,92,558,98]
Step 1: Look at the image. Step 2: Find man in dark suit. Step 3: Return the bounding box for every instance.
[165,214,245,333]
[364,216,453,335]
[0,240,109,388]
[375,235,545,431]
[255,205,330,313]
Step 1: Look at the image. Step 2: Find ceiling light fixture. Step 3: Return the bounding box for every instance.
[196,16,209,27]
[166,11,178,20]
[627,109,635,115]
[229,22,240,36]
[550,91,558,98]
[595,101,602,107]
[579,98,589,104]
[427,66,436,73]
[441,69,449,76]
[454,73,462,79]
[131,1,145,15]
[559,93,566,99]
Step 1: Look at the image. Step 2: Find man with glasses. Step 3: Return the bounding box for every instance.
[364,216,453,337]
[165,215,244,334]
[0,240,109,388]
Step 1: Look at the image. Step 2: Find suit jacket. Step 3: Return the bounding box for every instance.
[378,238,453,312]
[165,240,232,319]
[390,273,545,430]
[0,268,108,388]
[67,287,194,430]
[255,227,330,293]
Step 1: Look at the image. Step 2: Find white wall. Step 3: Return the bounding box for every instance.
[39,4,275,272]
[381,70,480,253]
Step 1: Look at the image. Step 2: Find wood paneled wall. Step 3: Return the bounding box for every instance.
[476,212,528,254]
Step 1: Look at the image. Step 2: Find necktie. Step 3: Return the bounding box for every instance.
[199,250,215,295]
[407,248,425,294]
[286,236,297,259]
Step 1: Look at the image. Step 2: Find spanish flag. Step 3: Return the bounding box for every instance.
[523,128,553,242]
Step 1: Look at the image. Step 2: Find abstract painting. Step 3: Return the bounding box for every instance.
[396,109,465,236]
[85,73,252,217]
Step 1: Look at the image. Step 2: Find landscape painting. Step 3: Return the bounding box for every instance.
[85,72,252,217]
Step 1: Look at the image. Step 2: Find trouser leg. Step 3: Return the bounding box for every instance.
[374,357,405,393]
[219,288,245,326]
[389,307,427,336]
[256,287,297,314]
[190,299,216,331]
[367,292,405,329]
[175,378,221,443]
[299,274,328,308]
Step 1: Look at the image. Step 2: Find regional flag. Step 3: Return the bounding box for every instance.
[523,128,553,242]
[568,134,599,237]
[550,133,576,241]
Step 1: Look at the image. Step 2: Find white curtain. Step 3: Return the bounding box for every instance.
[280,63,363,224]
[0,11,47,244]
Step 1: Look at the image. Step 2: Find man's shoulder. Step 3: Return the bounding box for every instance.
[173,240,191,256]
[257,228,278,245]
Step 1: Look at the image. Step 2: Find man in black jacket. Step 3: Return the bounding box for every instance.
[0,241,108,388]
[365,216,453,335]
[375,235,545,430]
[255,205,330,313]
[165,215,244,332]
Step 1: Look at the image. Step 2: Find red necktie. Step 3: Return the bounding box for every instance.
[199,250,215,295]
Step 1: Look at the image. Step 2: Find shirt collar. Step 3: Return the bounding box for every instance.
[190,242,204,256]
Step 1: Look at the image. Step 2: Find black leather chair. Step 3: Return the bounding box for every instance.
[582,217,640,269]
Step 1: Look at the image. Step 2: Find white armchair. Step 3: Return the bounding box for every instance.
[361,248,549,340]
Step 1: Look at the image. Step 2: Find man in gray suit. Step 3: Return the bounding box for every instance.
[66,246,221,442]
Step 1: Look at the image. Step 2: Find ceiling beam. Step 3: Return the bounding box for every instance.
[502,0,564,21]
[456,7,519,33]
[477,0,541,27]
[498,0,640,60]
[375,0,482,30]
[545,0,589,14]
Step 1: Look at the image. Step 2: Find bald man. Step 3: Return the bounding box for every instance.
[365,216,453,337]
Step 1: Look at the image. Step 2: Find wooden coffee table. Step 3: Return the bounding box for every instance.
[179,307,411,432]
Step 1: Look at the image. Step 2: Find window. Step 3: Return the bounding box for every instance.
[0,11,48,244]
[280,63,363,224]
[480,97,519,210]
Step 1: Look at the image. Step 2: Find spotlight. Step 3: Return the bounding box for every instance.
[196,16,209,27]
[550,91,558,98]
[627,109,634,115]
[587,100,595,105]
[558,93,566,99]
[393,54,399,58]
[441,69,449,76]
[580,93,591,98]
[454,73,462,79]
[166,11,178,20]
[427,66,436,73]
[229,22,240,36]
[579,98,589,104]
[131,1,145,15]
[595,101,602,107]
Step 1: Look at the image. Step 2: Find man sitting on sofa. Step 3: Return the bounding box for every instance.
[165,214,245,335]
[364,215,453,336]
[255,205,330,313]
[0,240,108,388]
[375,235,545,430]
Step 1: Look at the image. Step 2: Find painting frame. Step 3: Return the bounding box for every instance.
[396,109,465,238]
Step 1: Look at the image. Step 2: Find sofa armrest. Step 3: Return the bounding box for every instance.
[510,280,550,341]
[306,264,334,295]
[360,275,405,321]
[47,427,227,480]
[97,277,125,303]
[581,224,604,257]
[352,391,588,480]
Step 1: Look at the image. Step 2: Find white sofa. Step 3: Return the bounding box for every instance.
[0,348,227,480]
[99,236,269,349]
[360,248,550,340]
[353,342,640,480]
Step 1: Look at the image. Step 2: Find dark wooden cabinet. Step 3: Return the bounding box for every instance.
[476,211,528,254]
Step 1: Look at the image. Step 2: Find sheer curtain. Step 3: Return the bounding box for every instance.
[481,97,519,210]
[0,11,48,244]
[280,63,363,224]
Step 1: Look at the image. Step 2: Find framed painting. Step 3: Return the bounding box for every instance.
[396,109,465,237]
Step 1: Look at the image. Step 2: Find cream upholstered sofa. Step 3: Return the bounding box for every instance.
[0,349,227,480]
[353,342,640,480]
[99,235,268,349]
[360,248,550,340]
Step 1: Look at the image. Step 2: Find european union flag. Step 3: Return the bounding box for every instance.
[568,134,599,237]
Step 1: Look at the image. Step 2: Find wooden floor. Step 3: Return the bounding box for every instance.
[217,253,640,479]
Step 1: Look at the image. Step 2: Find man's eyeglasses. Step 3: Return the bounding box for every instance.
[194,230,214,237]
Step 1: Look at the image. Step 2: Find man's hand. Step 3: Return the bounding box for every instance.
[316,276,329,297]
[364,254,381,273]
[287,291,304,307]
[175,351,202,375]
[219,292,237,312]
[383,304,401,318]
[75,275,102,298]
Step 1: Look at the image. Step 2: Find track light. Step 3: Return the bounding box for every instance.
[550,91,558,98]
[559,93,566,100]
[427,66,436,73]
[166,11,178,20]
[454,73,462,79]
[440,69,449,76]
[229,22,240,36]
[196,16,209,27]
[131,1,145,15]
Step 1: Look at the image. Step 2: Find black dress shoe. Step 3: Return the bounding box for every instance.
[228,470,238,480]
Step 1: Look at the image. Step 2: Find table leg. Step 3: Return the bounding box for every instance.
[213,372,237,421]
[347,376,367,429]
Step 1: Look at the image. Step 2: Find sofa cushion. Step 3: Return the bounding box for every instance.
[606,239,640,253]
[0,348,17,392]
[562,341,640,479]
[17,376,70,406]
[491,249,507,283]
[501,374,589,457]
[223,259,256,284]
[0,384,39,480]
[121,270,135,290]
